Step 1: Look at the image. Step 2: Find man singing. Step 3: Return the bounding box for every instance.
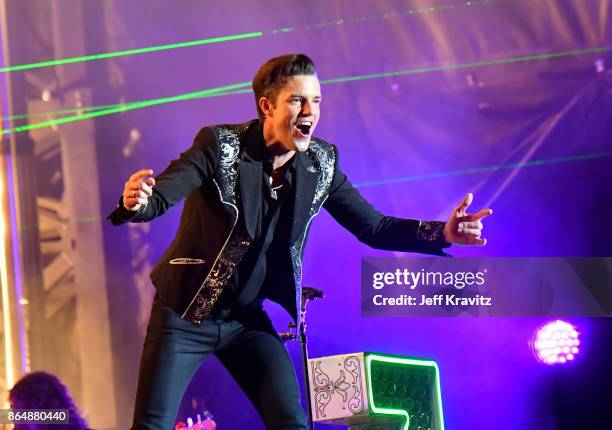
[108,53,491,430]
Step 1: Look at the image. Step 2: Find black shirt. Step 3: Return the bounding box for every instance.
[216,126,296,315]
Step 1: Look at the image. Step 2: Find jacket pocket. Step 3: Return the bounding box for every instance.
[169,258,206,265]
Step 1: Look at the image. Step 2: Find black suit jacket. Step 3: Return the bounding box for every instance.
[108,120,450,320]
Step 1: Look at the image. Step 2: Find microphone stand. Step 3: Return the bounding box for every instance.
[279,286,324,430]
[300,300,313,430]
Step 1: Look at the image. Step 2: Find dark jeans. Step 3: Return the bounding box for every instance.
[131,304,307,430]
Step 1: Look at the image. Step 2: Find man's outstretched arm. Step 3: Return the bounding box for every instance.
[323,146,491,255]
[106,127,218,225]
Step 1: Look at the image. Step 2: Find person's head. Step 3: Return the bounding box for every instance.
[9,371,88,430]
[252,54,321,153]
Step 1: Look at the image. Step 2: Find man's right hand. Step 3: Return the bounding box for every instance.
[123,169,156,211]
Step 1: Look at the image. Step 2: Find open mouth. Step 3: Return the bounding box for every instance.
[295,121,313,136]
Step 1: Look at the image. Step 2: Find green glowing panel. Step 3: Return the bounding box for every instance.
[366,354,445,430]
[308,352,444,429]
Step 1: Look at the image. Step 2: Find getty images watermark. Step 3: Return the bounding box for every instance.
[371,268,491,307]
[361,257,612,317]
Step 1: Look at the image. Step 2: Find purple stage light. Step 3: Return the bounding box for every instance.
[532,320,580,365]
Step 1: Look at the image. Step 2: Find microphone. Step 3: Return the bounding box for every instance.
[302,286,324,301]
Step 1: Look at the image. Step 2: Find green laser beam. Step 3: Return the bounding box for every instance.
[1,0,497,76]
[354,151,612,188]
[0,0,503,122]
[7,88,253,122]
[6,42,609,126]
[0,32,262,73]
[7,88,253,125]
[321,45,612,84]
[1,81,251,135]
[7,103,122,121]
[4,44,610,135]
[3,86,253,132]
[270,0,500,34]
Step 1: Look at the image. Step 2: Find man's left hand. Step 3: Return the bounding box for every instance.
[443,193,492,246]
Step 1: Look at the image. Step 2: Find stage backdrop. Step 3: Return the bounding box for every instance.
[41,0,609,428]
[92,0,612,429]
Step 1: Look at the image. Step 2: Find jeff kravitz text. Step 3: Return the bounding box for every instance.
[369,268,492,309]
[372,294,492,306]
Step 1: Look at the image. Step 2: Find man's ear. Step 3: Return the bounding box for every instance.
[258,97,273,119]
